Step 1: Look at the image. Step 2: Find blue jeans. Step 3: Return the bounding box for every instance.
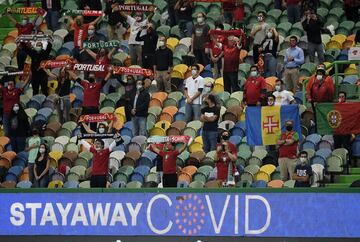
[33,174,49,188]
[102,78,120,94]
[264,54,277,78]
[185,103,201,123]
[179,20,193,38]
[202,130,218,153]
[3,113,10,137]
[46,10,60,31]
[132,116,147,137]
[287,5,300,24]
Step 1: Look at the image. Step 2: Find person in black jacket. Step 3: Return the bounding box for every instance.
[9,103,30,153]
[41,0,61,31]
[80,0,102,24]
[105,0,126,40]
[135,23,158,70]
[23,41,52,96]
[302,9,324,63]
[116,75,137,122]
[130,79,150,136]
[153,36,173,93]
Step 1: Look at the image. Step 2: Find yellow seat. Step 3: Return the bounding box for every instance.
[331,34,347,45]
[170,70,184,79]
[213,83,224,93]
[204,77,215,85]
[155,120,171,130]
[188,142,203,153]
[173,64,188,74]
[260,164,276,175]
[166,37,179,52]
[48,180,64,188]
[194,136,203,145]
[344,65,358,76]
[255,171,271,182]
[48,80,58,95]
[215,77,224,85]
[149,127,166,136]
[326,40,341,50]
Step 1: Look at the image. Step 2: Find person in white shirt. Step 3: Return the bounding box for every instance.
[120,8,154,66]
[184,64,204,122]
[273,79,295,106]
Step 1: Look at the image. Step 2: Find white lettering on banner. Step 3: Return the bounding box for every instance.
[26,203,41,226]
[235,195,239,234]
[205,195,230,234]
[71,203,89,226]
[88,203,111,226]
[109,204,128,226]
[147,194,173,234]
[245,195,271,235]
[126,203,142,226]
[10,203,25,226]
[73,64,105,72]
[56,203,72,226]
[40,203,58,226]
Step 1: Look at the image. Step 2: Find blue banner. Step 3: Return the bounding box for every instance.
[0,192,359,237]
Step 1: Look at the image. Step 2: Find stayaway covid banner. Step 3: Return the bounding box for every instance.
[0,192,359,237]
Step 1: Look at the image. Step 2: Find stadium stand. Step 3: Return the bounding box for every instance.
[0,0,359,190]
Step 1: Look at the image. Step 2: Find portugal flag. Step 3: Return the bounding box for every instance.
[316,103,360,135]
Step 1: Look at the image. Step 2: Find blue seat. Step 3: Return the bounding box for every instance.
[251,180,267,188]
[231,127,245,137]
[294,91,303,104]
[16,181,32,188]
[16,151,28,161]
[12,157,26,168]
[111,180,126,188]
[26,100,41,110]
[352,140,360,157]
[63,180,79,188]
[134,165,150,176]
[136,157,154,168]
[5,173,18,182]
[124,121,133,130]
[130,173,145,184]
[57,47,72,56]
[33,114,48,123]
[342,75,358,84]
[8,166,23,177]
[112,144,126,152]
[62,41,74,51]
[229,135,242,147]
[120,128,133,138]
[127,142,142,153]
[300,140,316,150]
[142,150,158,162]
[306,133,322,143]
[201,70,213,78]
[311,148,332,166]
[174,112,186,122]
[177,181,189,188]
[37,107,53,118]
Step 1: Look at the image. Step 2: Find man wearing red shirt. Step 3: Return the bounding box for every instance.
[151,141,187,187]
[0,79,29,136]
[222,36,242,93]
[222,0,244,25]
[243,65,267,106]
[214,131,238,185]
[81,138,119,188]
[70,15,102,61]
[277,120,299,181]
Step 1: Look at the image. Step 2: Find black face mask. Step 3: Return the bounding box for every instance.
[222,135,229,141]
[88,77,95,83]
[286,126,293,131]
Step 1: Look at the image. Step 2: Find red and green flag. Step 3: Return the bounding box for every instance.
[316,102,360,135]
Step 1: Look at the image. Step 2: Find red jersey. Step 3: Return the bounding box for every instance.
[244,76,266,105]
[223,45,240,72]
[73,23,90,48]
[81,80,102,107]
[211,35,225,58]
[159,150,179,174]
[216,143,237,181]
[233,4,245,22]
[278,131,299,159]
[95,56,110,80]
[90,147,110,175]
[286,0,299,5]
[1,87,22,114]
[16,23,34,35]
[306,75,334,102]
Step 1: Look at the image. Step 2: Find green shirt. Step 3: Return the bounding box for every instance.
[28,136,41,164]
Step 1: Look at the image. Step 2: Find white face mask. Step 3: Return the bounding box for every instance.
[22,19,28,25]
[88,29,95,35]
[257,16,263,22]
[316,75,323,81]
[13,106,19,112]
[159,41,165,47]
[197,17,204,23]
[95,147,101,151]
[250,71,257,77]
[39,148,46,154]
[300,157,307,163]
[98,128,105,134]
[191,70,197,77]
[204,86,212,93]
[268,101,274,106]
[275,85,281,91]
[267,32,273,38]
[136,84,143,90]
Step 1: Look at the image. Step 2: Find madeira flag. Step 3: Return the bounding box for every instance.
[316,102,360,135]
[246,105,301,146]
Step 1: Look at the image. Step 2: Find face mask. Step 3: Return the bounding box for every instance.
[338,97,345,103]
[88,77,95,83]
[22,19,28,25]
[7,85,14,90]
[316,75,323,81]
[197,17,204,23]
[257,16,263,22]
[35,47,42,52]
[268,101,274,106]
[222,135,229,141]
[286,126,293,131]
[204,86,211,93]
[159,41,165,47]
[250,71,257,77]
[267,32,273,38]
[88,29,95,36]
[39,148,46,154]
[76,19,82,26]
[95,147,101,151]
[275,85,281,91]
[98,128,105,134]
[13,106,19,112]
[191,70,197,77]
[135,16,142,22]
[136,84,143,90]
[300,157,307,163]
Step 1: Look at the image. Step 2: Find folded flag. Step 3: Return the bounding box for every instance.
[147,135,191,144]
[79,113,114,123]
[113,66,153,77]
[246,105,301,146]
[83,40,120,50]
[118,4,154,12]
[316,102,360,135]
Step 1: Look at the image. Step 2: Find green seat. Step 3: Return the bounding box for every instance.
[206,11,221,22]
[284,180,295,188]
[216,91,231,106]
[126,181,142,188]
[187,120,202,130]
[253,2,267,13]
[100,106,114,114]
[225,98,240,109]
[156,25,171,37]
[208,4,221,14]
[163,97,177,108]
[193,173,207,184]
[336,21,355,36]
[206,150,216,160]
[148,106,163,116]
[325,48,341,62]
[237,180,252,188]
[151,13,161,26]
[145,172,158,183]
[320,0,332,9]
[331,0,344,9]
[79,181,90,188]
[300,63,317,77]
[113,52,128,64]
[267,9,282,24]
[243,0,255,10]
[316,8,329,20]
[101,99,116,109]
[170,25,181,39]
[252,149,268,160]
[78,151,93,161]
[193,5,207,16]
[338,84,358,99]
[153,0,167,13]
[303,149,316,159]
[247,156,262,167]
[327,154,343,173]
[65,143,79,153]
[168,91,183,102]
[327,7,344,22]
[189,180,204,188]
[74,157,88,168]
[277,22,292,37]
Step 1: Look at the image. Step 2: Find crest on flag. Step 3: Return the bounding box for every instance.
[327,110,342,129]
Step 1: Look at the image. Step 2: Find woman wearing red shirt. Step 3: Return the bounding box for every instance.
[209,23,225,79]
[214,131,238,186]
[85,47,115,82]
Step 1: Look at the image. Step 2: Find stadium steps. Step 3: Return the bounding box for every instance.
[350,167,360,175]
[339,174,360,183]
[325,183,351,188]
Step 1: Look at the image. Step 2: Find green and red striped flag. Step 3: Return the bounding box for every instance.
[316,102,360,135]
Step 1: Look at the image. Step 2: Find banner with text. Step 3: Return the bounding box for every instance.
[118,4,154,12]
[0,192,359,237]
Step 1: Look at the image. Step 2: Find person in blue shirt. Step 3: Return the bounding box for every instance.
[283,36,304,93]
[293,151,313,187]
